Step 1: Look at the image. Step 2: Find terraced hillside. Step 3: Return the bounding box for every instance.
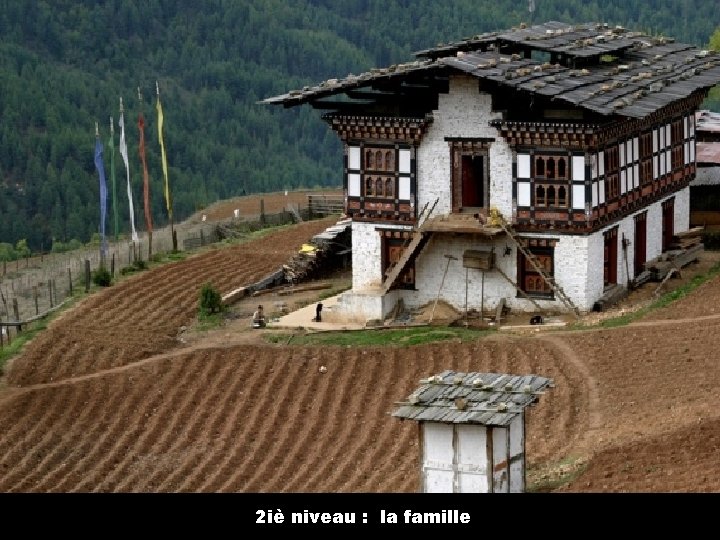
[1,217,720,493]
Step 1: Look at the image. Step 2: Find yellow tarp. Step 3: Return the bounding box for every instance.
[299,243,317,253]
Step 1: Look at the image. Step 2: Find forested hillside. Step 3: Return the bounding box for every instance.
[1,0,718,252]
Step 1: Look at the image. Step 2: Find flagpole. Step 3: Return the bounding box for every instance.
[109,116,118,243]
[120,96,139,255]
[138,87,153,259]
[94,122,108,267]
[156,80,176,251]
[96,121,103,266]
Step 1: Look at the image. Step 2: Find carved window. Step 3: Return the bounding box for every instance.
[558,159,566,178]
[640,131,653,185]
[518,246,554,298]
[533,155,567,180]
[384,150,394,171]
[533,183,568,208]
[558,186,567,207]
[671,118,684,170]
[347,144,412,206]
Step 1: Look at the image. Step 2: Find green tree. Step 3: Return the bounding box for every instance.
[14,238,30,258]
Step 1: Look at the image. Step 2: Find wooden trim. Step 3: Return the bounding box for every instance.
[326,115,431,142]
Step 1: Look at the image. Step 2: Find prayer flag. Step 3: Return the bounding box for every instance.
[94,135,109,258]
[119,100,139,243]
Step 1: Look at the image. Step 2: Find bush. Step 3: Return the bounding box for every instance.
[199,282,224,315]
[703,230,720,250]
[92,265,112,287]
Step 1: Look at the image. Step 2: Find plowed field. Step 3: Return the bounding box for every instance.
[1,212,720,493]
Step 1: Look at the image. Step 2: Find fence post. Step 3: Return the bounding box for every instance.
[68,267,73,295]
[34,285,39,315]
[12,297,19,321]
[111,253,115,276]
[307,195,313,220]
[200,229,205,246]
[260,199,266,224]
[49,279,55,307]
[85,259,91,293]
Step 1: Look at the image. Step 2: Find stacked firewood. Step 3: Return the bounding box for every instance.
[669,226,704,250]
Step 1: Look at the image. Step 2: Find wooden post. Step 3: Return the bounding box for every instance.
[50,279,55,307]
[129,244,133,264]
[260,199,266,224]
[480,271,485,324]
[430,254,457,323]
[200,229,205,246]
[111,253,115,276]
[465,267,469,325]
[12,297,20,321]
[33,285,39,315]
[68,267,73,295]
[172,230,178,252]
[84,259,91,293]
[308,195,314,220]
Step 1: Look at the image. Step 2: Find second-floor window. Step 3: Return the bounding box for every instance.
[346,144,412,201]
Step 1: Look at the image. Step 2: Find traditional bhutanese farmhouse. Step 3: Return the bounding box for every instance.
[392,370,554,493]
[263,21,720,323]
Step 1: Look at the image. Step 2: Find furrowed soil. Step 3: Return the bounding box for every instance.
[1,192,719,492]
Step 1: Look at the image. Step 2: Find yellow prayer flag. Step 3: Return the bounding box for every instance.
[156,95,172,219]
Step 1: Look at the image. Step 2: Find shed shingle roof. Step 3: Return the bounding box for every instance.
[392,370,554,427]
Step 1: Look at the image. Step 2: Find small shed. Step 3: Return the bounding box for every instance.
[392,370,553,493]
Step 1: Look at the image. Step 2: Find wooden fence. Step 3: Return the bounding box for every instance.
[308,194,344,219]
[0,200,341,345]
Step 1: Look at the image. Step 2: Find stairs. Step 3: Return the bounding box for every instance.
[493,211,581,318]
[382,232,430,293]
[381,198,439,293]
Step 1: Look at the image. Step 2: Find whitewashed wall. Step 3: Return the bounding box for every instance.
[350,221,383,289]
[596,187,690,290]
[420,419,525,493]
[416,75,512,218]
[674,187,690,234]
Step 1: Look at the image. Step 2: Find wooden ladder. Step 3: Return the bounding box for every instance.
[381,198,439,293]
[495,212,581,318]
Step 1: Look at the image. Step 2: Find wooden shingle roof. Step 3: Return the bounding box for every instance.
[392,370,554,427]
[261,21,720,120]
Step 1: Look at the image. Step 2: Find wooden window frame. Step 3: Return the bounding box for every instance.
[517,245,555,299]
[380,230,415,289]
